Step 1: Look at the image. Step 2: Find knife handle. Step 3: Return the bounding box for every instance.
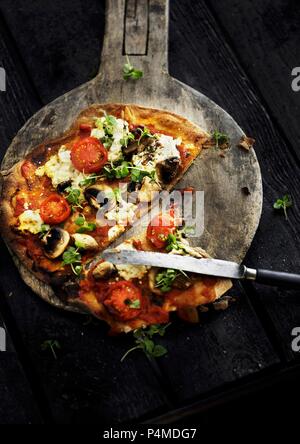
[255,269,300,289]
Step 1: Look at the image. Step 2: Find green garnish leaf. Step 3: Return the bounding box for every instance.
[62,246,81,265]
[77,223,96,233]
[39,223,51,237]
[103,115,117,136]
[41,339,61,360]
[79,173,98,187]
[75,215,85,226]
[103,161,131,180]
[130,167,156,183]
[62,247,82,276]
[125,299,141,309]
[273,194,293,219]
[65,187,82,209]
[75,214,96,233]
[120,132,135,147]
[121,323,170,362]
[165,233,180,252]
[73,265,83,276]
[123,56,143,81]
[211,130,229,149]
[155,268,178,292]
[136,127,157,145]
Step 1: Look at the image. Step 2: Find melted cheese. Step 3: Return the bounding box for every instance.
[35,145,85,188]
[18,210,44,234]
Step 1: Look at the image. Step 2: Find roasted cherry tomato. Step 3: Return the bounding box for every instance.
[146,213,176,249]
[21,160,36,180]
[71,137,107,173]
[40,193,71,224]
[103,281,142,321]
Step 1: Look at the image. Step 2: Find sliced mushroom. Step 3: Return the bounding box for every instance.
[72,233,99,250]
[84,184,116,211]
[92,261,115,279]
[122,136,154,158]
[156,157,180,184]
[57,180,72,193]
[42,227,70,259]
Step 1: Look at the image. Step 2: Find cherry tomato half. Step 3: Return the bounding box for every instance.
[40,193,71,224]
[21,160,36,180]
[146,213,176,249]
[103,281,142,321]
[71,137,107,173]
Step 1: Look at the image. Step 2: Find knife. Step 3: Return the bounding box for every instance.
[102,249,300,289]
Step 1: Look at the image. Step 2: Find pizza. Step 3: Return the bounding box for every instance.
[0,103,232,333]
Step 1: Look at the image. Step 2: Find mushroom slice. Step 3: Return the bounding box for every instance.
[156,157,180,184]
[92,260,115,279]
[72,234,99,250]
[84,184,116,211]
[42,227,70,259]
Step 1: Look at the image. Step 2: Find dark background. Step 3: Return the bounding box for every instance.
[0,0,300,428]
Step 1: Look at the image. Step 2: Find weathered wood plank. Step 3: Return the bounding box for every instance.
[125,0,148,55]
[206,0,300,162]
[168,0,300,362]
[0,314,41,424]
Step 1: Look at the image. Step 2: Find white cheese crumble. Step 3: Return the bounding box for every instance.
[155,134,181,162]
[105,198,137,226]
[90,128,105,139]
[91,116,130,163]
[18,210,44,234]
[35,145,85,188]
[115,242,149,280]
[132,134,181,172]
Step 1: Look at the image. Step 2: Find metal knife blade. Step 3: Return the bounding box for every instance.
[102,249,246,279]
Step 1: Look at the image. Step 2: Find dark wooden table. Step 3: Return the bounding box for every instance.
[0,0,299,425]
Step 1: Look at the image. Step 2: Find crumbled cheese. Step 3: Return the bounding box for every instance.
[35,145,85,188]
[105,198,137,225]
[90,128,105,139]
[108,118,130,162]
[155,134,181,162]
[107,224,125,241]
[115,242,149,280]
[92,117,130,163]
[132,134,181,172]
[18,210,44,234]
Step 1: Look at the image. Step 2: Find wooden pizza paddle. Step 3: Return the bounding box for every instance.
[0,0,262,310]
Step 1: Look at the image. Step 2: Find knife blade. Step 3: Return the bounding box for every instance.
[102,249,247,279]
[102,249,300,288]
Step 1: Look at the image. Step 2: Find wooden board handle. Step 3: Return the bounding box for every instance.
[100,0,169,75]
